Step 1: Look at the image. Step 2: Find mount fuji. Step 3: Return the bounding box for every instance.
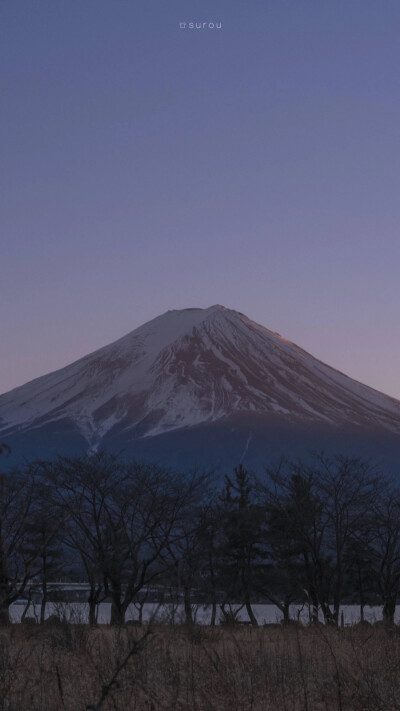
[1,305,400,472]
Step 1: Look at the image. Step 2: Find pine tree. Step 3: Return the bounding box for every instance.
[219,465,266,626]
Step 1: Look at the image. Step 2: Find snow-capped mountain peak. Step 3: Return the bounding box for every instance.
[1,305,399,453]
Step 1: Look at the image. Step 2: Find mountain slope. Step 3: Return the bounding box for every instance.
[1,305,399,464]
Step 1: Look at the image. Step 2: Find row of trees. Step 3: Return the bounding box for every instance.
[0,451,400,626]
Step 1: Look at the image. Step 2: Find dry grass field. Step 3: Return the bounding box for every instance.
[1,622,400,710]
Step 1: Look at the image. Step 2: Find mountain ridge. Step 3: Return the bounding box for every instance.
[1,305,399,466]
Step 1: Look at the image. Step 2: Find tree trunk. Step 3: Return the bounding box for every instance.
[0,567,10,626]
[88,584,102,626]
[210,599,217,626]
[383,594,396,627]
[282,599,290,624]
[332,563,343,626]
[0,555,10,624]
[321,602,335,625]
[245,595,258,627]
[358,569,365,623]
[110,593,126,625]
[208,551,217,626]
[184,585,194,626]
[333,594,341,626]
[21,588,33,622]
[307,588,319,624]
[40,555,48,625]
[88,603,97,626]
[40,581,47,625]
[88,594,98,626]
[0,599,10,626]
[359,588,365,623]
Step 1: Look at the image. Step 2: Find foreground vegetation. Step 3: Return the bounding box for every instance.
[1,450,400,627]
[2,448,400,709]
[2,621,400,710]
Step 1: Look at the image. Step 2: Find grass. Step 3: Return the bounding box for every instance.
[1,622,400,710]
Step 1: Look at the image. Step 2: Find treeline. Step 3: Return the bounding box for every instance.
[0,451,400,627]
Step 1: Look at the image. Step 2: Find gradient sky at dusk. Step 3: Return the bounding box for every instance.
[1,0,400,398]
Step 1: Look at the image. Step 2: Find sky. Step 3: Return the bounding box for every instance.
[1,0,400,398]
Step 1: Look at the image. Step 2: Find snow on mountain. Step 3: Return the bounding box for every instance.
[1,305,399,452]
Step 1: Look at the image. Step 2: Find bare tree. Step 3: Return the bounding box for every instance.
[50,452,208,625]
[263,463,329,623]
[162,490,217,626]
[218,465,267,626]
[0,466,57,624]
[22,509,64,623]
[263,455,381,625]
[369,486,400,626]
[315,455,381,624]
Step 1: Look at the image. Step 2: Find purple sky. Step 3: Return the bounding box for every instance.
[1,1,400,398]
